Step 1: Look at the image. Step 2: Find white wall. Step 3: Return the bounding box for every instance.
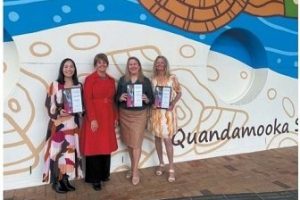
[3,21,298,190]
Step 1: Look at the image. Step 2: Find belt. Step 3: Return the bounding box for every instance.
[94,98,113,103]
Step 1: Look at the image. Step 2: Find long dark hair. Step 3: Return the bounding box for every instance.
[56,58,79,85]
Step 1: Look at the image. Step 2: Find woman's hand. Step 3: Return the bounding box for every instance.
[119,93,128,102]
[142,94,150,104]
[91,120,99,132]
[168,92,181,111]
[114,119,119,127]
[59,109,70,117]
[167,101,175,111]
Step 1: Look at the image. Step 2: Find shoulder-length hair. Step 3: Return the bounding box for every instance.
[152,55,170,78]
[124,56,144,82]
[56,58,79,85]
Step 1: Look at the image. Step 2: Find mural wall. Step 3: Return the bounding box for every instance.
[3,0,298,190]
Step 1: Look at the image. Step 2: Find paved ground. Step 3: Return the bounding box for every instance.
[167,190,298,200]
[3,146,297,200]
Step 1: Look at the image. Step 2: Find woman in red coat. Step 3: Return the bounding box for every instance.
[81,53,118,191]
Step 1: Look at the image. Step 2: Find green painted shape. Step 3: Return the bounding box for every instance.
[285,0,298,17]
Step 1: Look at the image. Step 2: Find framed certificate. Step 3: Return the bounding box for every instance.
[154,86,172,109]
[63,87,84,113]
[127,84,143,107]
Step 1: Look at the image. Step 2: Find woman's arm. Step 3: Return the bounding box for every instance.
[168,75,182,111]
[143,77,154,105]
[112,80,119,123]
[45,82,60,119]
[83,76,96,122]
[79,82,85,117]
[169,91,182,111]
[116,77,127,103]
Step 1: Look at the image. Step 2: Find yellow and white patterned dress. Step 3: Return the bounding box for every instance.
[150,75,181,138]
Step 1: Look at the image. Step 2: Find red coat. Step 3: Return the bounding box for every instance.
[80,71,118,156]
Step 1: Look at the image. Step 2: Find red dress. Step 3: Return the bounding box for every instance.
[80,71,118,155]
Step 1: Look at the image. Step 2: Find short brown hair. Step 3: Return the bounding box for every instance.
[94,53,109,67]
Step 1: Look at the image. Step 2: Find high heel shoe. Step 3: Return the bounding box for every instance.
[168,169,175,183]
[155,164,165,176]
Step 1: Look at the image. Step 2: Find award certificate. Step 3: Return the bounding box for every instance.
[127,84,143,107]
[154,86,172,109]
[63,87,83,113]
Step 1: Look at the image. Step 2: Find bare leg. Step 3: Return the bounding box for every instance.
[155,136,165,175]
[128,147,133,169]
[164,138,175,182]
[155,136,164,165]
[126,147,133,179]
[132,147,141,174]
[131,147,141,185]
[163,138,174,170]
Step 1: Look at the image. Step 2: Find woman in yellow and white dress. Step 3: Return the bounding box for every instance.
[150,55,182,182]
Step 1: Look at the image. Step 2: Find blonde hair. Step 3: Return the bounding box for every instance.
[153,55,170,78]
[125,56,145,82]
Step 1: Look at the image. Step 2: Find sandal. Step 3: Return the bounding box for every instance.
[168,169,175,182]
[155,164,165,176]
[125,170,132,179]
[132,173,140,185]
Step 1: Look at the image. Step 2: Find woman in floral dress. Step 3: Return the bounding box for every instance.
[150,55,182,182]
[43,58,83,193]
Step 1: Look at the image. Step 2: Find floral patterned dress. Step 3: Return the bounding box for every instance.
[42,81,83,183]
[150,75,181,138]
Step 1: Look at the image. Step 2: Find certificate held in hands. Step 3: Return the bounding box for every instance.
[127,84,143,107]
[154,86,172,109]
[63,87,83,114]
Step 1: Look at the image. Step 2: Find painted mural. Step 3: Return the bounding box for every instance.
[3,0,298,190]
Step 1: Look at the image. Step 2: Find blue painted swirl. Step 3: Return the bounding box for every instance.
[3,0,298,78]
